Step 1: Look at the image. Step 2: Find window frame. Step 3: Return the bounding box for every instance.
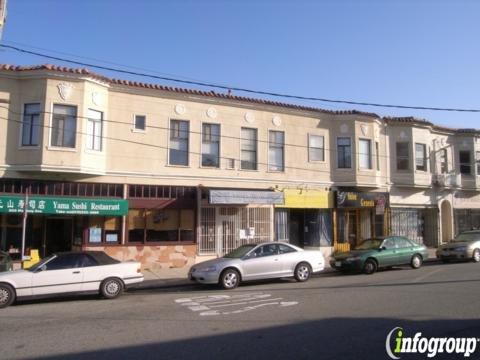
[50,104,78,149]
[396,142,410,171]
[86,109,103,152]
[358,138,372,170]
[336,137,352,169]
[268,130,285,172]
[21,103,41,147]
[168,119,190,167]
[415,143,427,172]
[439,148,448,174]
[476,151,480,176]
[240,127,258,171]
[308,134,325,162]
[201,122,221,168]
[459,150,472,175]
[133,114,146,132]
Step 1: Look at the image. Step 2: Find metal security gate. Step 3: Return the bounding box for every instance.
[198,206,273,256]
[390,208,439,246]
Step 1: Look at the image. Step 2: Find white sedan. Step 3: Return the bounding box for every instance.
[0,251,144,308]
[189,242,325,289]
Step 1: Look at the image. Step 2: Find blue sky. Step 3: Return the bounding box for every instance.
[1,0,479,128]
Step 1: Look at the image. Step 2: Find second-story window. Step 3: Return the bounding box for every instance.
[477,151,480,175]
[308,135,324,162]
[460,150,471,175]
[51,104,77,148]
[201,123,220,167]
[359,139,372,169]
[415,143,427,171]
[134,115,146,131]
[396,142,410,170]
[241,127,257,170]
[269,130,284,172]
[169,120,189,166]
[439,149,448,174]
[337,137,351,169]
[22,103,40,146]
[86,109,103,151]
[376,142,380,171]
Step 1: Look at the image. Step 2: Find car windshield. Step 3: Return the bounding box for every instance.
[223,244,257,258]
[355,239,383,250]
[28,254,56,272]
[453,233,480,242]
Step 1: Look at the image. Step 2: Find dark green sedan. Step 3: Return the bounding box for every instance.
[330,236,429,274]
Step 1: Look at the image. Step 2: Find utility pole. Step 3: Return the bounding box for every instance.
[0,0,7,41]
[21,188,29,265]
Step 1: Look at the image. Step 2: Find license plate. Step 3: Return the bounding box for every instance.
[335,261,342,267]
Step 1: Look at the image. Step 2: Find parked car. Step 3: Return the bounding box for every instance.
[189,242,325,289]
[436,230,480,263]
[0,251,144,308]
[0,251,12,273]
[330,236,429,274]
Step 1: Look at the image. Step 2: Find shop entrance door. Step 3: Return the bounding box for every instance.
[289,209,304,248]
[45,218,73,256]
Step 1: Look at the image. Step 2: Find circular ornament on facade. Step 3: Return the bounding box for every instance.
[340,124,349,134]
[245,112,255,124]
[175,104,186,115]
[272,115,282,127]
[206,107,218,119]
[91,91,102,106]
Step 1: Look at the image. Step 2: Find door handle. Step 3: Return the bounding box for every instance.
[72,271,80,274]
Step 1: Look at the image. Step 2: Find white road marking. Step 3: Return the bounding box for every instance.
[175,292,298,316]
[411,268,444,283]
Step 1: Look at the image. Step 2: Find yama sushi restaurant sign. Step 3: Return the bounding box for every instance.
[0,196,128,216]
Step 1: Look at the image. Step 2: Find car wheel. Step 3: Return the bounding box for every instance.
[472,249,480,263]
[411,254,423,269]
[100,278,124,299]
[0,283,15,309]
[294,262,312,282]
[220,269,240,290]
[363,259,377,275]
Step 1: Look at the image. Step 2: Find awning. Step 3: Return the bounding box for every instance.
[276,189,333,209]
[209,190,284,205]
[0,195,128,216]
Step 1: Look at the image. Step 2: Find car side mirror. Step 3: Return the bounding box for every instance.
[379,246,386,251]
[36,265,47,272]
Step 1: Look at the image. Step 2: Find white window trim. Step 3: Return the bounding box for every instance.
[267,128,285,173]
[48,102,79,151]
[85,108,104,153]
[395,141,411,172]
[414,142,428,173]
[336,136,353,170]
[167,118,190,167]
[199,121,221,169]
[358,138,373,170]
[239,126,259,172]
[132,114,147,133]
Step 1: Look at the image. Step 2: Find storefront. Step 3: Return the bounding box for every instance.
[334,191,389,252]
[453,191,480,235]
[389,207,438,246]
[198,189,283,256]
[274,189,333,249]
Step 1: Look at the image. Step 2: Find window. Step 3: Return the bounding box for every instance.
[376,142,380,171]
[337,137,351,168]
[51,104,77,148]
[359,139,372,169]
[45,254,80,270]
[201,123,220,167]
[396,142,410,170]
[439,149,448,174]
[241,127,257,170]
[415,143,427,171]
[269,130,284,171]
[476,151,480,175]
[252,244,279,257]
[22,103,41,146]
[460,151,471,175]
[86,109,103,151]
[169,120,189,166]
[308,135,324,162]
[278,244,297,254]
[134,115,146,131]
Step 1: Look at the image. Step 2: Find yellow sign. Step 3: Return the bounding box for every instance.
[276,189,333,209]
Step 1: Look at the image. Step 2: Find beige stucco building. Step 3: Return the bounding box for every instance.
[0,64,478,270]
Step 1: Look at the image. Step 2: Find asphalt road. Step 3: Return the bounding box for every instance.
[1,261,480,360]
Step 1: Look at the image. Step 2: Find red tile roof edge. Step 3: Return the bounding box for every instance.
[384,116,479,135]
[0,64,379,118]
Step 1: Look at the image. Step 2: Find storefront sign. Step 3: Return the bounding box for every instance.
[336,191,389,208]
[0,195,129,216]
[276,189,333,209]
[209,190,284,205]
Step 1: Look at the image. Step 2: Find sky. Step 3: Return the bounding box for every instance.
[1,0,479,128]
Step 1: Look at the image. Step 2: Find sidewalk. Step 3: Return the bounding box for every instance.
[136,248,440,290]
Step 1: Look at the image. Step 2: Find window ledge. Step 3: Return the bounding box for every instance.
[131,129,146,133]
[46,146,77,152]
[17,146,40,151]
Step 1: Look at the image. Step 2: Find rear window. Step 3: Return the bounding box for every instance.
[88,252,120,265]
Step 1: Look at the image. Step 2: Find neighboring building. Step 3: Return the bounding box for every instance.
[0,65,478,270]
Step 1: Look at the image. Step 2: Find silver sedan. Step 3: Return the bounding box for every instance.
[188,242,325,289]
[436,230,480,263]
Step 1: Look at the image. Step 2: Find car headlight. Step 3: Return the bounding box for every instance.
[198,265,217,272]
[346,256,360,262]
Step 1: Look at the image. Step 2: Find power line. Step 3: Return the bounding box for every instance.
[2,43,480,113]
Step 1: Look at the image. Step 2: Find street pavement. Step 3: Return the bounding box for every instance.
[1,261,480,360]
